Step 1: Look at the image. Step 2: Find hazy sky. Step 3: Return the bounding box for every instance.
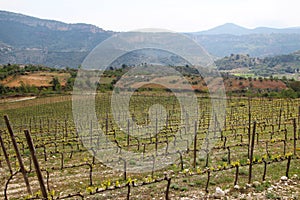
[1,0,300,32]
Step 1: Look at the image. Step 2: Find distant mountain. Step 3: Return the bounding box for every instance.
[190,23,300,57]
[0,10,113,68]
[197,23,251,35]
[1,10,300,67]
[194,23,300,35]
[192,33,300,57]
[0,10,108,33]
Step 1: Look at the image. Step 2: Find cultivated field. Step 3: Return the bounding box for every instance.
[0,92,299,199]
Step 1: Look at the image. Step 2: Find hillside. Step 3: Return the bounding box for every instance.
[215,51,300,76]
[0,10,113,68]
[2,11,300,67]
[191,23,300,57]
[1,71,70,88]
[0,64,77,96]
[192,34,300,57]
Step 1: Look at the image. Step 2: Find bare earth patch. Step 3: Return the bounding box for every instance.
[0,72,70,88]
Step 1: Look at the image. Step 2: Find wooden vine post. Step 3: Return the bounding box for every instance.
[262,160,267,181]
[278,108,282,130]
[4,115,32,195]
[234,164,239,186]
[127,182,131,200]
[247,97,251,159]
[165,177,171,200]
[127,119,130,149]
[0,131,13,175]
[286,155,292,178]
[205,169,210,193]
[193,120,197,168]
[24,130,48,199]
[248,120,256,184]
[293,118,297,155]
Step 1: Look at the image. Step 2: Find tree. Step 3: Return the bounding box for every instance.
[280,89,297,98]
[19,81,29,93]
[50,77,61,91]
[285,66,294,73]
[281,76,287,83]
[66,77,75,91]
[289,81,300,92]
[0,83,7,94]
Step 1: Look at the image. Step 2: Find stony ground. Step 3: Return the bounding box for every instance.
[174,174,299,200]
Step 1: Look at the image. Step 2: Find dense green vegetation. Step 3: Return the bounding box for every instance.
[2,63,300,99]
[216,51,300,76]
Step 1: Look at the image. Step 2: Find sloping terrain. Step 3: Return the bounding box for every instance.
[215,51,300,76]
[2,10,300,67]
[1,71,70,87]
[0,10,113,68]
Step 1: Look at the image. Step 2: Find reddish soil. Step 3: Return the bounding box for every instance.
[223,79,287,91]
[1,72,70,87]
[122,75,287,92]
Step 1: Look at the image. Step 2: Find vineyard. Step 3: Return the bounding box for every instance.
[0,92,299,199]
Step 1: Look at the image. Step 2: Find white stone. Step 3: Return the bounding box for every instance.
[292,174,298,179]
[246,197,252,200]
[253,181,261,187]
[234,185,240,190]
[215,187,225,197]
[281,176,288,181]
[271,185,276,189]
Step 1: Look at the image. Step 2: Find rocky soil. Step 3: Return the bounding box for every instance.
[176,174,299,200]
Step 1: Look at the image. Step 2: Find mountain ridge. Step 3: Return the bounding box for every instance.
[1,10,300,67]
[194,22,300,35]
[0,10,113,68]
[0,10,109,33]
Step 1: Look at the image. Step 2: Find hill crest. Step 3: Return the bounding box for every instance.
[194,23,300,35]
